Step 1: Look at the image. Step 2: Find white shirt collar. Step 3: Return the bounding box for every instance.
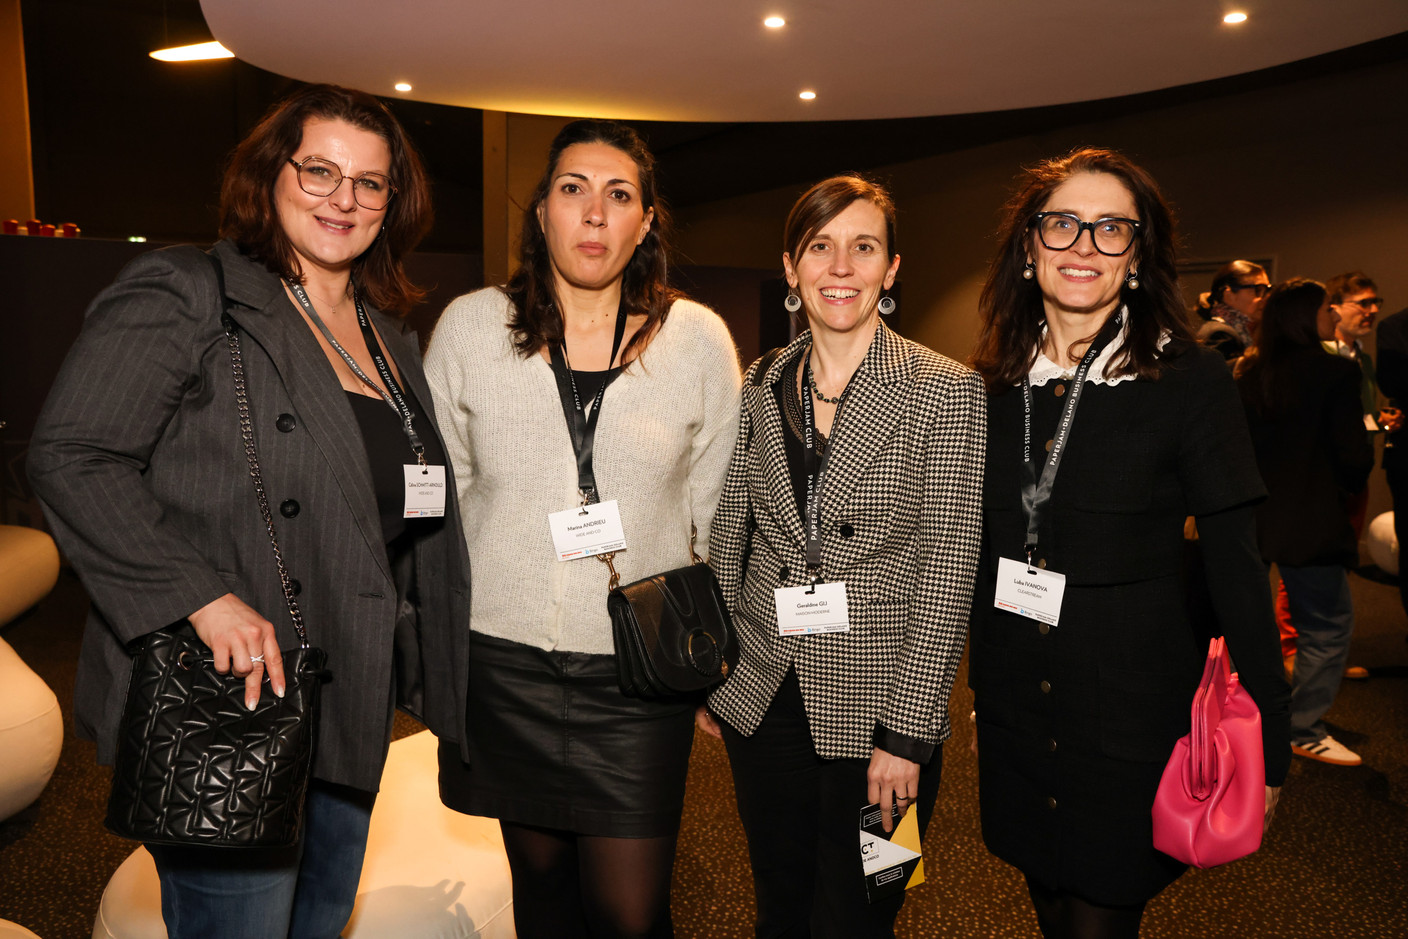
[1026,309,1168,387]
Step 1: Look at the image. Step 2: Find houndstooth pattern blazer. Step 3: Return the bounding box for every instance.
[707,322,985,761]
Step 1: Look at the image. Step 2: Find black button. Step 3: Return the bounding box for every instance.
[1038,622,1051,635]
[839,523,855,538]
[1048,738,1058,752]
[276,413,297,433]
[290,579,302,596]
[1053,383,1066,397]
[1040,680,1052,694]
[1047,796,1058,810]
[279,499,300,518]
[779,566,790,582]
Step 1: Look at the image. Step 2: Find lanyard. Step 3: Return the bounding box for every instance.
[1019,313,1123,563]
[547,304,628,504]
[799,349,851,578]
[287,281,427,465]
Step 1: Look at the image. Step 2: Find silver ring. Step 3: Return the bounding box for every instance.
[250,654,265,664]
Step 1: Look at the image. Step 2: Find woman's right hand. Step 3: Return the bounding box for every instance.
[695,705,723,739]
[187,593,285,708]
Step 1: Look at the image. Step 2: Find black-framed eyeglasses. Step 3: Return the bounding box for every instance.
[1031,212,1141,256]
[1230,282,1270,299]
[1342,296,1385,309]
[287,157,397,211]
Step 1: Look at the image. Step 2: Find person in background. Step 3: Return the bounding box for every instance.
[426,119,741,939]
[701,175,985,938]
[1196,260,1270,362]
[27,84,470,939]
[1374,294,1408,630]
[969,148,1289,938]
[1238,278,1373,767]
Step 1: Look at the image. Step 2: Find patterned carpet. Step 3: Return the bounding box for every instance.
[3,566,1405,938]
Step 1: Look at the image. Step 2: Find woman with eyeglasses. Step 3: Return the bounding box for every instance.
[1196,260,1271,361]
[968,148,1290,938]
[29,84,469,939]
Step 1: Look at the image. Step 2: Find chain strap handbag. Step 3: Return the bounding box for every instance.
[104,251,329,848]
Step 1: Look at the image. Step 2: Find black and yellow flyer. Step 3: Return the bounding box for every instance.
[859,802,925,902]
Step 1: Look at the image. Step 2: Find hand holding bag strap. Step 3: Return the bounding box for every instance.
[210,252,310,648]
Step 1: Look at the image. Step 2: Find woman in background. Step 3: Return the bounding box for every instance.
[1238,278,1373,767]
[968,148,1289,938]
[1196,259,1271,361]
[426,119,741,938]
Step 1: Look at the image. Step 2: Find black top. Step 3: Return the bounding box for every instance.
[346,387,447,553]
[570,365,623,409]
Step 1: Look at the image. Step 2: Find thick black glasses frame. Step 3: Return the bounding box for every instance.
[1031,212,1141,257]
[287,158,398,210]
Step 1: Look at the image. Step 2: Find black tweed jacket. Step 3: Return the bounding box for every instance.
[707,322,985,761]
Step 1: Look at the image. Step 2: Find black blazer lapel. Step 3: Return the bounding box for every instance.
[754,336,809,549]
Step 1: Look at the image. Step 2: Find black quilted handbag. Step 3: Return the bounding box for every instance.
[104,253,328,847]
[608,548,738,700]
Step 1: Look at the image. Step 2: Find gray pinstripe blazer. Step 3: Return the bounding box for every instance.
[707,322,985,761]
[28,241,471,792]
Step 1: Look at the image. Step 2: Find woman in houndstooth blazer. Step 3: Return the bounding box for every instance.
[700,176,986,937]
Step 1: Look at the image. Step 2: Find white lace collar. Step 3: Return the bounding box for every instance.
[1026,310,1168,388]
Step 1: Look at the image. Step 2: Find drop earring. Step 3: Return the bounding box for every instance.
[878,293,896,316]
[1125,268,1140,291]
[784,289,802,313]
[1022,261,1035,281]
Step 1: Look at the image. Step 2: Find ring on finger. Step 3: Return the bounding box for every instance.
[250,654,265,664]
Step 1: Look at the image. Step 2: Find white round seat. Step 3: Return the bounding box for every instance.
[92,730,515,938]
[1367,510,1398,576]
[0,637,63,822]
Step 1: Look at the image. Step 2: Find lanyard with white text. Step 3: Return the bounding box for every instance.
[547,304,628,504]
[1019,313,1123,565]
[800,350,850,580]
[287,281,427,465]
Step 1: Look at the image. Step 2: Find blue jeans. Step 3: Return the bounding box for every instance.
[1279,564,1355,745]
[147,779,376,939]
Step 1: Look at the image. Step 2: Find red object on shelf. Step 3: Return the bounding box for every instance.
[39,224,56,237]
[25,219,41,235]
[2,219,17,235]
[62,222,81,237]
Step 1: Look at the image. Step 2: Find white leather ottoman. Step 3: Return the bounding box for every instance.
[0,636,63,822]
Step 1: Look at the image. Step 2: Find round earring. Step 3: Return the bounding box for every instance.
[878,294,896,316]
[1022,261,1035,281]
[1125,268,1140,291]
[784,290,802,313]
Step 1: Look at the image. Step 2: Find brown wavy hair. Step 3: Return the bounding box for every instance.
[504,119,676,363]
[784,175,897,264]
[1241,278,1329,416]
[219,83,432,316]
[971,148,1193,391]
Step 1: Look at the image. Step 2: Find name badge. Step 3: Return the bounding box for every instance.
[549,499,627,561]
[402,465,447,518]
[994,557,1066,626]
[774,581,850,636]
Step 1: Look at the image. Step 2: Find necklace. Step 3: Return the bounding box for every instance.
[808,369,843,405]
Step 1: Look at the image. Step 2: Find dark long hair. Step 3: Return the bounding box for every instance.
[1209,259,1268,305]
[971,148,1192,391]
[504,120,676,363]
[1242,278,1329,415]
[219,83,432,316]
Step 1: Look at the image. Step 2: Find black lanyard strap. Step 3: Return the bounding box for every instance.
[547,304,629,504]
[1020,312,1124,562]
[287,280,427,465]
[800,349,854,578]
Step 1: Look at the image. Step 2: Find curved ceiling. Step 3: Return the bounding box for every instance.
[201,1,1408,122]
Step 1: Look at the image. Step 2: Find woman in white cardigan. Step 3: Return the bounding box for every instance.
[425,119,741,939]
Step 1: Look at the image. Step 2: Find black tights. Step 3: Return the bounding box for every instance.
[500,822,676,939]
[1026,877,1147,939]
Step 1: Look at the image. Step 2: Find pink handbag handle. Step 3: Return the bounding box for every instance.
[1189,637,1231,799]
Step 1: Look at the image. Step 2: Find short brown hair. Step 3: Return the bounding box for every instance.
[219,83,432,315]
[783,175,897,264]
[1210,259,1268,305]
[1326,271,1376,306]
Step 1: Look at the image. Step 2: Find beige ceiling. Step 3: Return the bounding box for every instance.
[200,1,1408,122]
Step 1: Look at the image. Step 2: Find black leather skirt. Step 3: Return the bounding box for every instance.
[438,631,696,838]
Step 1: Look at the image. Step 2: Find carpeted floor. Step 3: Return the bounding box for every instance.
[3,566,1405,938]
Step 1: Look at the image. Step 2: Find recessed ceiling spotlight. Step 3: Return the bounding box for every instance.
[1223,12,1248,24]
[764,16,786,29]
[394,82,412,92]
[799,90,816,101]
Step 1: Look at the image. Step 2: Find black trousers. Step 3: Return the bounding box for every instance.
[1387,445,1408,618]
[719,670,943,939]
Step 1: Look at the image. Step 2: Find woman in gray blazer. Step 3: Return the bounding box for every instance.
[28,85,469,939]
[701,176,985,937]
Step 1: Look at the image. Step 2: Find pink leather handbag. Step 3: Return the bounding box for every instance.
[1152,637,1265,868]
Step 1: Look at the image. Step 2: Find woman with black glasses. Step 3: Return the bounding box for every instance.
[968,148,1290,938]
[1196,260,1270,361]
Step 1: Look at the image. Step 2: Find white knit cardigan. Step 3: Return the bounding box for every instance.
[425,287,743,653]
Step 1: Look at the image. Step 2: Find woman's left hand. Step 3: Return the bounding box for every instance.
[1265,785,1282,829]
[867,747,920,833]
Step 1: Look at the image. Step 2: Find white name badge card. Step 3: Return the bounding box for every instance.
[402,465,447,518]
[774,581,850,636]
[994,557,1067,626]
[549,500,628,561]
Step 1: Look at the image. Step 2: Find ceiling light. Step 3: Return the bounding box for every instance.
[764,16,785,29]
[798,90,816,101]
[1223,12,1248,24]
[394,82,412,92]
[149,40,234,62]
